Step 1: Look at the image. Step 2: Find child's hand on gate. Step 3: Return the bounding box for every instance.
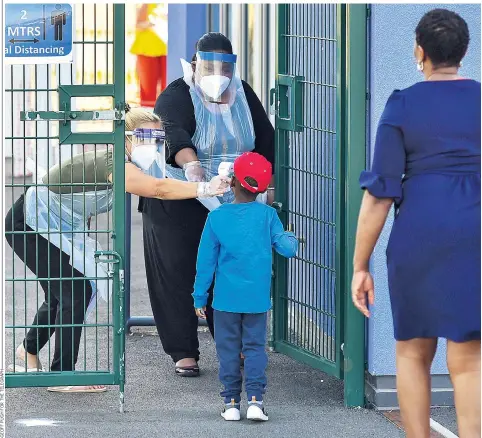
[195,307,207,319]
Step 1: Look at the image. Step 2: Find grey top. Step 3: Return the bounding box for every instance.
[42,149,114,194]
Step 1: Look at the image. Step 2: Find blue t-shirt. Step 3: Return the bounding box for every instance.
[192,202,298,313]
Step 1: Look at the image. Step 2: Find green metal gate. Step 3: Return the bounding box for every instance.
[5,4,126,412]
[272,4,368,407]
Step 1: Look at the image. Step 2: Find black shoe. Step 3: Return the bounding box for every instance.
[175,364,200,377]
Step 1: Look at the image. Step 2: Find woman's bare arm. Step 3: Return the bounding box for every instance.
[174,148,199,168]
[353,191,393,272]
[136,4,152,30]
[108,163,198,200]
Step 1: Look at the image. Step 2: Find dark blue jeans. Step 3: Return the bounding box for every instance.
[214,310,268,404]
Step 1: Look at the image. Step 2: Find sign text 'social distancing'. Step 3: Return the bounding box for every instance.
[5,4,73,64]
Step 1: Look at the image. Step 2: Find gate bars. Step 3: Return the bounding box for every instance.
[5,4,126,412]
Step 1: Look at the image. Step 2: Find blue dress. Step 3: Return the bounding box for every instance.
[360,79,481,342]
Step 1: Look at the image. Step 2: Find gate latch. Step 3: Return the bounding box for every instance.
[275,74,304,132]
[94,250,124,278]
[21,109,125,123]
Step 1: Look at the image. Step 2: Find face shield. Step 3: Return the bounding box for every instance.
[194,51,237,103]
[125,128,165,175]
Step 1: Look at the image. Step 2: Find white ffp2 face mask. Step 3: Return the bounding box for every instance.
[130,145,159,171]
[199,75,231,100]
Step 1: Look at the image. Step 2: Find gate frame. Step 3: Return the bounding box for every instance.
[340,3,368,409]
[5,4,127,412]
[272,4,367,408]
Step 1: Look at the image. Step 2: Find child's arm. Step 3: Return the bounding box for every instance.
[192,217,220,310]
[270,211,299,258]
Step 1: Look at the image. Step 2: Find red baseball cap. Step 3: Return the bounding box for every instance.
[233,152,272,194]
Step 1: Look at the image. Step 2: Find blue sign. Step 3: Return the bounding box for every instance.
[5,4,73,64]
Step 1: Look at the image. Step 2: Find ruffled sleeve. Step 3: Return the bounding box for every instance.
[359,171,403,203]
[360,90,406,203]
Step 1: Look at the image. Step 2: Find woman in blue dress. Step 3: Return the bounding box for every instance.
[351,9,480,437]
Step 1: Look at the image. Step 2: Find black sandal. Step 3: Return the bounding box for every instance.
[175,364,200,377]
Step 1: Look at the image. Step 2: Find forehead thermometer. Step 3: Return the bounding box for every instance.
[218,162,234,178]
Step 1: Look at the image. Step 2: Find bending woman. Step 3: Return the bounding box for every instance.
[5,105,228,393]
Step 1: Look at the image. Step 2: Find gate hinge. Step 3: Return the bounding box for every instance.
[269,88,277,116]
[118,269,125,299]
[21,109,126,122]
[119,269,125,282]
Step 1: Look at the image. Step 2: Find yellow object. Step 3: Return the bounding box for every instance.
[130,4,167,57]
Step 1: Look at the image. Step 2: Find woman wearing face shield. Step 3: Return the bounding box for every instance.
[5,105,228,393]
[140,32,275,376]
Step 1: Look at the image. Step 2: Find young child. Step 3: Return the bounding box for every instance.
[192,152,298,422]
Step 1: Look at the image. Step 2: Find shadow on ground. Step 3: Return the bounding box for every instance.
[4,182,404,438]
[6,329,406,438]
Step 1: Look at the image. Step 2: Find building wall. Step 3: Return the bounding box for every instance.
[167,4,207,84]
[214,4,276,120]
[368,3,481,377]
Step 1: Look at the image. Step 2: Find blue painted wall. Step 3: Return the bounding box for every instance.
[167,4,207,85]
[208,5,220,32]
[368,4,481,376]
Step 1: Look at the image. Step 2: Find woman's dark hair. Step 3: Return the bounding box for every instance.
[191,32,233,62]
[415,9,469,68]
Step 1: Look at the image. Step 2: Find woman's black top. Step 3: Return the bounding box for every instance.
[153,78,275,168]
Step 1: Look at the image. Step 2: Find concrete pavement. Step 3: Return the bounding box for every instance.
[6,328,407,438]
[3,175,457,438]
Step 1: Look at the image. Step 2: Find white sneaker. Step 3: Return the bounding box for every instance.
[246,397,268,422]
[221,399,241,421]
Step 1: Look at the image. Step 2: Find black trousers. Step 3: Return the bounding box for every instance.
[139,196,214,363]
[5,194,92,371]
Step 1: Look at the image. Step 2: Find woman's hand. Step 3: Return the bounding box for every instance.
[351,270,375,318]
[351,192,392,318]
[209,175,231,194]
[183,161,205,182]
[197,175,231,198]
[195,307,206,319]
